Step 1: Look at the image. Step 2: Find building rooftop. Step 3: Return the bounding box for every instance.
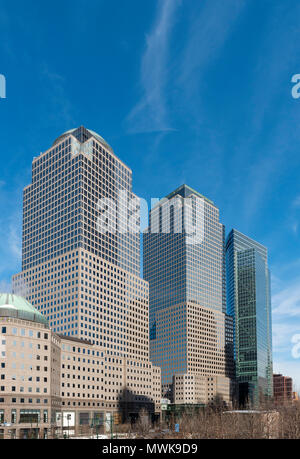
[165,184,215,206]
[57,334,92,345]
[52,126,114,154]
[150,184,216,214]
[0,293,48,327]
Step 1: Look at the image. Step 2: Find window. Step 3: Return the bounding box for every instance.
[11,410,16,424]
[20,410,40,424]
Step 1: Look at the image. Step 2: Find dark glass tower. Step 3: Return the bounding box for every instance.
[226,229,273,406]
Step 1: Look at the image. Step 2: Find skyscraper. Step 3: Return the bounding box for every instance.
[226,229,273,406]
[144,185,233,404]
[12,126,161,418]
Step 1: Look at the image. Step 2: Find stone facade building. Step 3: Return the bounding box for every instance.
[0,294,161,439]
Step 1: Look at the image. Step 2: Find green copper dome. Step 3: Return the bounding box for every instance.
[0,293,48,327]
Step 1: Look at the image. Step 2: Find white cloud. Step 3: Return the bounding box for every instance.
[0,279,11,293]
[0,205,22,277]
[292,195,300,208]
[291,222,298,234]
[272,271,300,392]
[125,0,247,137]
[125,0,181,133]
[8,224,22,260]
[40,63,74,128]
[272,280,300,317]
[178,0,245,100]
[272,321,300,353]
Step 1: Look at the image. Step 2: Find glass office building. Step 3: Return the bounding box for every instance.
[144,185,233,401]
[226,229,273,406]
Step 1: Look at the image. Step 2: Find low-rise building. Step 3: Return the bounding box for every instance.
[0,294,161,439]
[173,373,231,406]
[273,374,293,405]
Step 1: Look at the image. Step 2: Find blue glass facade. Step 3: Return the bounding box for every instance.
[226,229,273,406]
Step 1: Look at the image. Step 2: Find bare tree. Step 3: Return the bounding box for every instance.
[135,409,152,438]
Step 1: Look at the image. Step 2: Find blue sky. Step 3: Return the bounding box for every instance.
[1,0,300,389]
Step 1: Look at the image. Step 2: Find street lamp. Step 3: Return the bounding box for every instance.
[110,414,113,440]
[56,413,63,439]
[91,417,101,439]
[67,414,71,438]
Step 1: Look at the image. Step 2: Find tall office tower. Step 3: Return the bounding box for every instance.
[144,185,233,404]
[12,126,161,417]
[226,229,273,407]
[20,126,139,276]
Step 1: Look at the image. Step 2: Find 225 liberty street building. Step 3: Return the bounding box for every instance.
[143,185,234,405]
[9,126,161,436]
[226,229,273,407]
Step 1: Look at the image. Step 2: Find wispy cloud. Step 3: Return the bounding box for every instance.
[178,0,246,108]
[0,186,23,279]
[272,278,300,390]
[8,223,22,260]
[40,63,75,128]
[125,0,181,133]
[291,221,298,235]
[272,321,300,351]
[273,279,300,317]
[0,279,11,293]
[231,2,300,225]
[0,215,22,276]
[292,195,300,208]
